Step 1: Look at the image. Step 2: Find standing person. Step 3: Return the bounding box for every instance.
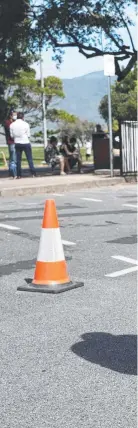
[85,140,92,161]
[4,111,17,178]
[10,112,36,178]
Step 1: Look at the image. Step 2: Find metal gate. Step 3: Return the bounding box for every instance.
[121,121,138,175]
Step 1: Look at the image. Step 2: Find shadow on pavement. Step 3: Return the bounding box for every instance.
[0,164,94,178]
[0,210,136,224]
[107,234,137,245]
[0,258,36,277]
[71,332,137,375]
[0,256,71,277]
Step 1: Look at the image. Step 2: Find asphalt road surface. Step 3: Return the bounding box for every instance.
[0,184,137,428]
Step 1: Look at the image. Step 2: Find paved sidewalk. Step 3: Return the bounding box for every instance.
[0,173,134,197]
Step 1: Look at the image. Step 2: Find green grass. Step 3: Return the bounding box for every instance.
[0,146,45,167]
[0,145,93,167]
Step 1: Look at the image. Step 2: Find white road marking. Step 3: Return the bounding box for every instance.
[52,194,64,197]
[123,204,137,209]
[106,266,138,278]
[22,202,41,206]
[62,240,76,246]
[106,255,138,278]
[81,198,102,202]
[112,255,138,265]
[0,223,20,231]
[0,223,76,246]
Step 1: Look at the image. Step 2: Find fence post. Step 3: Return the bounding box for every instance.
[119,122,123,176]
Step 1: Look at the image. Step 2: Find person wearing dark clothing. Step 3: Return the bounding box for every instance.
[4,112,17,178]
[60,136,82,173]
[45,136,66,175]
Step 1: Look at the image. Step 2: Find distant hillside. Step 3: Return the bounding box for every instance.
[0,70,116,146]
[58,70,116,123]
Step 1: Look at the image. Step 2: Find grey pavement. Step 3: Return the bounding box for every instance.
[0,172,133,197]
[0,184,137,428]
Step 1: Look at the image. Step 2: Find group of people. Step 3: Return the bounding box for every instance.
[45,135,83,175]
[4,111,36,179]
[5,110,84,178]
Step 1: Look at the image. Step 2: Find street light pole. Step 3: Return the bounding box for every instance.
[104,54,115,178]
[40,50,48,149]
[107,75,113,177]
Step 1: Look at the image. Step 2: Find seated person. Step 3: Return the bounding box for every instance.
[45,136,66,175]
[60,136,83,173]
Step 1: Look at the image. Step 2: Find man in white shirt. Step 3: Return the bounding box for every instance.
[10,112,36,178]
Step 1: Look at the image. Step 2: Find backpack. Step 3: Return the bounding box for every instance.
[45,145,53,164]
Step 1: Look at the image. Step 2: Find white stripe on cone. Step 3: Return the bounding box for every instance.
[37,228,65,262]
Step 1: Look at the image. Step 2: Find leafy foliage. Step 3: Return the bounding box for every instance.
[60,118,95,141]
[0,0,36,121]
[48,108,76,123]
[0,0,33,78]
[99,66,137,124]
[29,0,137,81]
[2,69,76,129]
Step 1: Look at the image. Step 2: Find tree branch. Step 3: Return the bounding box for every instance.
[116,52,137,81]
[85,4,135,56]
[111,0,136,52]
[47,29,134,59]
[85,5,124,50]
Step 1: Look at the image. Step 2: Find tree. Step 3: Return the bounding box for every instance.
[99,66,137,125]
[1,70,66,124]
[0,1,36,122]
[0,1,33,78]
[0,1,137,87]
[48,108,76,124]
[60,118,95,142]
[29,0,137,81]
[3,69,77,140]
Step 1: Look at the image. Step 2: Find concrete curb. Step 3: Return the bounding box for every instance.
[0,176,136,197]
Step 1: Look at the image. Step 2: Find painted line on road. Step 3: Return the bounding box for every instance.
[52,194,64,197]
[0,223,76,246]
[106,266,138,278]
[62,240,76,246]
[81,198,103,202]
[106,254,138,278]
[123,204,137,209]
[112,255,138,265]
[21,202,42,206]
[0,223,20,231]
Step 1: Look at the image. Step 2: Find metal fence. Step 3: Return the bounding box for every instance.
[121,121,138,175]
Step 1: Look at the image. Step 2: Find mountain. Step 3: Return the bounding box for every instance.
[58,70,116,123]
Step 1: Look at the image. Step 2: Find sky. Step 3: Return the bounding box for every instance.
[34,6,137,80]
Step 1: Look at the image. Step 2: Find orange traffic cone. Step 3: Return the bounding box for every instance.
[17,200,84,294]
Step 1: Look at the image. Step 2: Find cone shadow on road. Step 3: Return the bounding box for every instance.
[0,259,36,277]
[0,256,72,278]
[71,332,137,375]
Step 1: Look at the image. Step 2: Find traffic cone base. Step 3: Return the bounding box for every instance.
[32,260,70,285]
[17,199,84,294]
[17,280,84,294]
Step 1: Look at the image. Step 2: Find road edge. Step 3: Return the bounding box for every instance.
[0,176,136,197]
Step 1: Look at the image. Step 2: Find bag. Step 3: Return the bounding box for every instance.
[45,146,53,164]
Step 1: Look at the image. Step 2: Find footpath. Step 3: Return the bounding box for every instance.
[0,171,135,197]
